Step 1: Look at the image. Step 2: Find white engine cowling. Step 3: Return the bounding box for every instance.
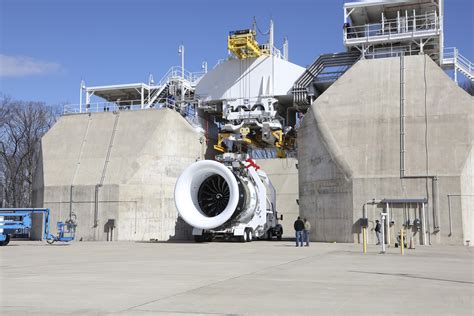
[174,160,258,230]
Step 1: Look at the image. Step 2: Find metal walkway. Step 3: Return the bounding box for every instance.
[442,47,474,82]
[290,52,361,109]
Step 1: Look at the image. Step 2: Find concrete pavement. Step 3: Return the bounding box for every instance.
[0,240,473,315]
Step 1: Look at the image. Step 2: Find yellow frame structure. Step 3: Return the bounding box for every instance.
[228,29,264,60]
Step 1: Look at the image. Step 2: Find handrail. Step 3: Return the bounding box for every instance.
[344,11,439,42]
[443,47,473,78]
[158,66,204,86]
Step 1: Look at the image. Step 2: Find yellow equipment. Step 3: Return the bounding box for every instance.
[228,29,265,59]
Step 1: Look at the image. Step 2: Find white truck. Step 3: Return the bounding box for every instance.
[174,154,283,242]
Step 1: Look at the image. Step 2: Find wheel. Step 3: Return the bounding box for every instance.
[246,229,253,242]
[0,234,10,246]
[203,233,213,242]
[194,235,204,243]
[46,238,56,245]
[277,233,282,241]
[267,230,272,241]
[240,230,249,243]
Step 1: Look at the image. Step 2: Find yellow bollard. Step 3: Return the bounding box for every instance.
[400,229,404,256]
[362,227,367,254]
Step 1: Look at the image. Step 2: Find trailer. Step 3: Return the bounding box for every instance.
[0,208,77,246]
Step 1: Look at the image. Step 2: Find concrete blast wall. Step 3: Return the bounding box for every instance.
[33,109,206,241]
[255,158,299,238]
[299,55,473,246]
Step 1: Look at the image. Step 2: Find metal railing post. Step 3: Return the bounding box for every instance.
[381,212,387,254]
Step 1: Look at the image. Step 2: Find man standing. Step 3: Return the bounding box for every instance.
[303,218,311,247]
[294,217,304,247]
[375,220,382,245]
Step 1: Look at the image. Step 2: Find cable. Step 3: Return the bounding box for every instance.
[423,54,430,202]
[253,17,270,36]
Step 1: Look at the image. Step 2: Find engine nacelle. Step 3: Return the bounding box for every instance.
[174,160,259,230]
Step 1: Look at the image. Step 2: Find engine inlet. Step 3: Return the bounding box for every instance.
[198,175,230,217]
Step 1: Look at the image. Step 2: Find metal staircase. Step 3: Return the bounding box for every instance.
[147,83,169,107]
[442,47,474,82]
[146,66,202,108]
[291,52,361,108]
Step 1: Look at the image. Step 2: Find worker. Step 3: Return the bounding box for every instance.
[303,218,311,247]
[375,220,382,245]
[294,216,304,247]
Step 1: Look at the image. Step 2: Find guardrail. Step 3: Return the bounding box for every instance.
[63,98,176,114]
[344,12,439,44]
[158,66,205,86]
[443,47,473,76]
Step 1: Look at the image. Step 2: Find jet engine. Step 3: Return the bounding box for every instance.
[174,156,282,241]
[174,159,258,230]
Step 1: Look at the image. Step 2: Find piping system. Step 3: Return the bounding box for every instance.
[399,54,440,234]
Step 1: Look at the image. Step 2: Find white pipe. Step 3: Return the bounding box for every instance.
[422,203,427,245]
[405,10,408,32]
[79,80,85,113]
[269,19,274,56]
[179,44,185,102]
[86,91,91,112]
[439,0,444,63]
[381,212,387,253]
[386,203,391,246]
[413,9,416,32]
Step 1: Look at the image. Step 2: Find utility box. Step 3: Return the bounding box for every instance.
[360,218,369,228]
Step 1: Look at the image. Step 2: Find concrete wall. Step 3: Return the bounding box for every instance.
[33,109,206,241]
[299,55,473,245]
[255,158,299,238]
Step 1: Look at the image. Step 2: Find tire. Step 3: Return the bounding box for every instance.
[0,234,10,246]
[277,234,282,241]
[46,238,56,245]
[203,234,213,242]
[246,229,253,242]
[267,230,272,241]
[194,235,204,243]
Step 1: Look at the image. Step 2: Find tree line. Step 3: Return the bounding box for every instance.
[0,96,58,208]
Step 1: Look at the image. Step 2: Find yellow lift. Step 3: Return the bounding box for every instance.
[228,29,265,59]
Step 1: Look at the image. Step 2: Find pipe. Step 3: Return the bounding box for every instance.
[381,212,386,253]
[448,195,452,237]
[69,185,74,219]
[426,200,432,245]
[362,199,381,219]
[363,227,367,254]
[421,203,427,245]
[399,54,439,236]
[400,54,405,178]
[386,202,391,246]
[432,177,440,231]
[94,184,100,228]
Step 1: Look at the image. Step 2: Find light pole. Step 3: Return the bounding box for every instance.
[79,80,85,113]
[178,44,185,102]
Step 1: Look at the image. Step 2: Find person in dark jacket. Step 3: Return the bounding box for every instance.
[375,220,382,245]
[294,217,305,247]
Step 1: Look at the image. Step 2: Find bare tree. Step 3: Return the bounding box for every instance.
[0,96,58,207]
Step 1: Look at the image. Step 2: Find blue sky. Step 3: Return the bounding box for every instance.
[1,0,473,105]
